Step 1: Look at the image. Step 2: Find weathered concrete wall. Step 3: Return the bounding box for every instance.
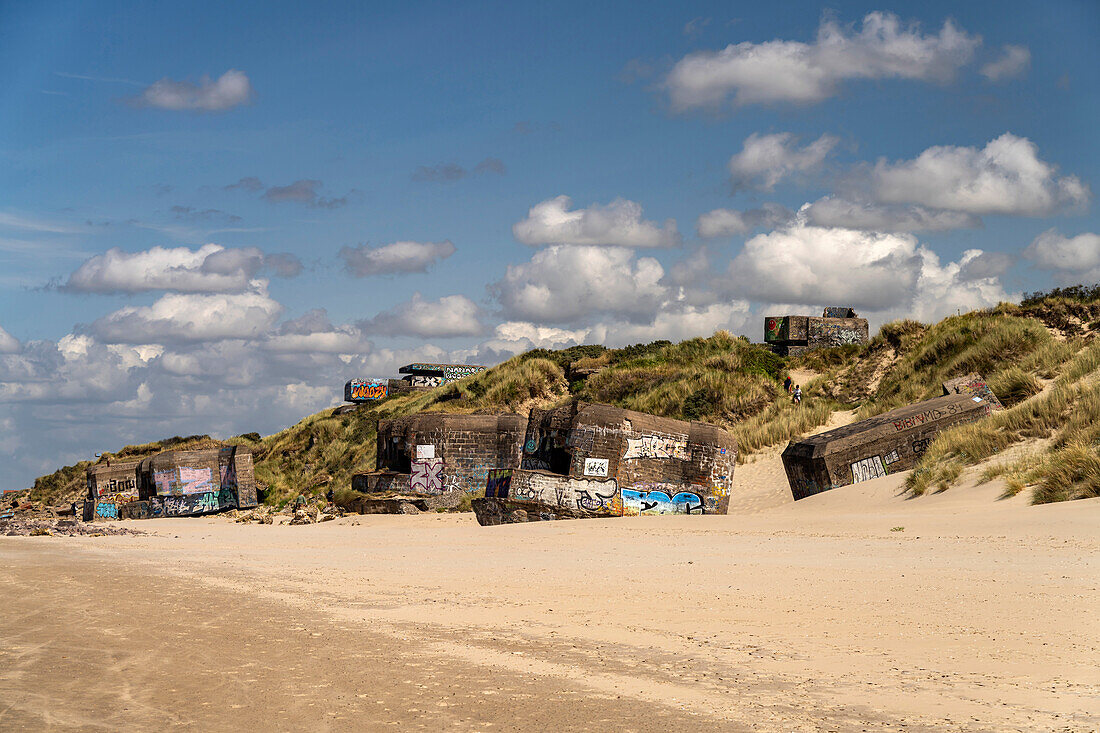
[781,392,996,500]
[397,363,487,388]
[349,413,527,511]
[474,402,736,525]
[86,462,140,515]
[344,378,390,402]
[764,308,869,356]
[943,373,1005,411]
[129,446,257,517]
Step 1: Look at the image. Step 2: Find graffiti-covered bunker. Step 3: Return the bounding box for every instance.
[781,391,997,500]
[764,307,870,356]
[472,401,737,525]
[85,446,258,520]
[348,413,527,512]
[398,362,487,388]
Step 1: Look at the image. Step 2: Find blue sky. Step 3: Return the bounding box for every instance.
[1,1,1097,487]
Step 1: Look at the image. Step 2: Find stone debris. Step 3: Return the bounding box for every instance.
[1,517,142,537]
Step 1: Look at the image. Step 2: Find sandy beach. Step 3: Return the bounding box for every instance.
[2,458,1098,732]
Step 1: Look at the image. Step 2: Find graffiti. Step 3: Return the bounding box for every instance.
[153,469,176,496]
[765,316,788,342]
[622,434,689,461]
[883,449,900,465]
[178,466,214,494]
[442,365,485,381]
[485,469,513,499]
[583,458,609,477]
[415,444,435,459]
[409,375,444,387]
[119,501,153,520]
[851,455,888,483]
[345,379,389,402]
[94,502,118,519]
[410,458,444,494]
[621,488,703,515]
[705,495,719,511]
[93,477,136,497]
[823,306,856,318]
[892,402,961,431]
[566,429,594,452]
[575,489,617,513]
[816,322,865,347]
[911,437,932,455]
[219,457,237,490]
[509,472,620,515]
[524,439,538,454]
[217,487,238,509]
[162,492,219,516]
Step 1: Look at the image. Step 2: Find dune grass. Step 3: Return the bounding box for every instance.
[581,332,784,423]
[906,342,1100,501]
[858,312,1053,419]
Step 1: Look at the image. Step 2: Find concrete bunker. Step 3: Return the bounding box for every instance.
[86,446,258,520]
[764,307,869,356]
[348,413,527,512]
[397,362,487,388]
[781,391,997,500]
[472,401,737,525]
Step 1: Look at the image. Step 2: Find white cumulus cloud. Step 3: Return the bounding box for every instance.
[696,204,794,238]
[1024,229,1100,282]
[89,283,283,344]
[134,69,253,111]
[0,325,19,354]
[513,196,680,248]
[870,133,1089,216]
[359,293,483,338]
[490,245,667,324]
[339,240,456,277]
[65,244,300,294]
[801,197,981,232]
[728,133,838,191]
[665,11,979,109]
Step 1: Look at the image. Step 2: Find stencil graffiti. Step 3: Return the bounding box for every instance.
[178,467,214,494]
[621,488,703,515]
[485,469,513,499]
[622,434,689,461]
[851,455,888,483]
[410,458,444,494]
[583,458,609,477]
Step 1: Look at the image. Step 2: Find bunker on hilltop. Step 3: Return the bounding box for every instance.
[764,307,869,356]
[398,362,487,388]
[348,413,527,512]
[781,392,997,500]
[473,401,737,525]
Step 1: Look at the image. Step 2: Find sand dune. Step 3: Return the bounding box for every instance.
[1,454,1097,731]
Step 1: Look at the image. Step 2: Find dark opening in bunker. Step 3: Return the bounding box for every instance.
[379,438,411,474]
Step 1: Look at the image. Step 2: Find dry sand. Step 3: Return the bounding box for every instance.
[1,455,1098,732]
